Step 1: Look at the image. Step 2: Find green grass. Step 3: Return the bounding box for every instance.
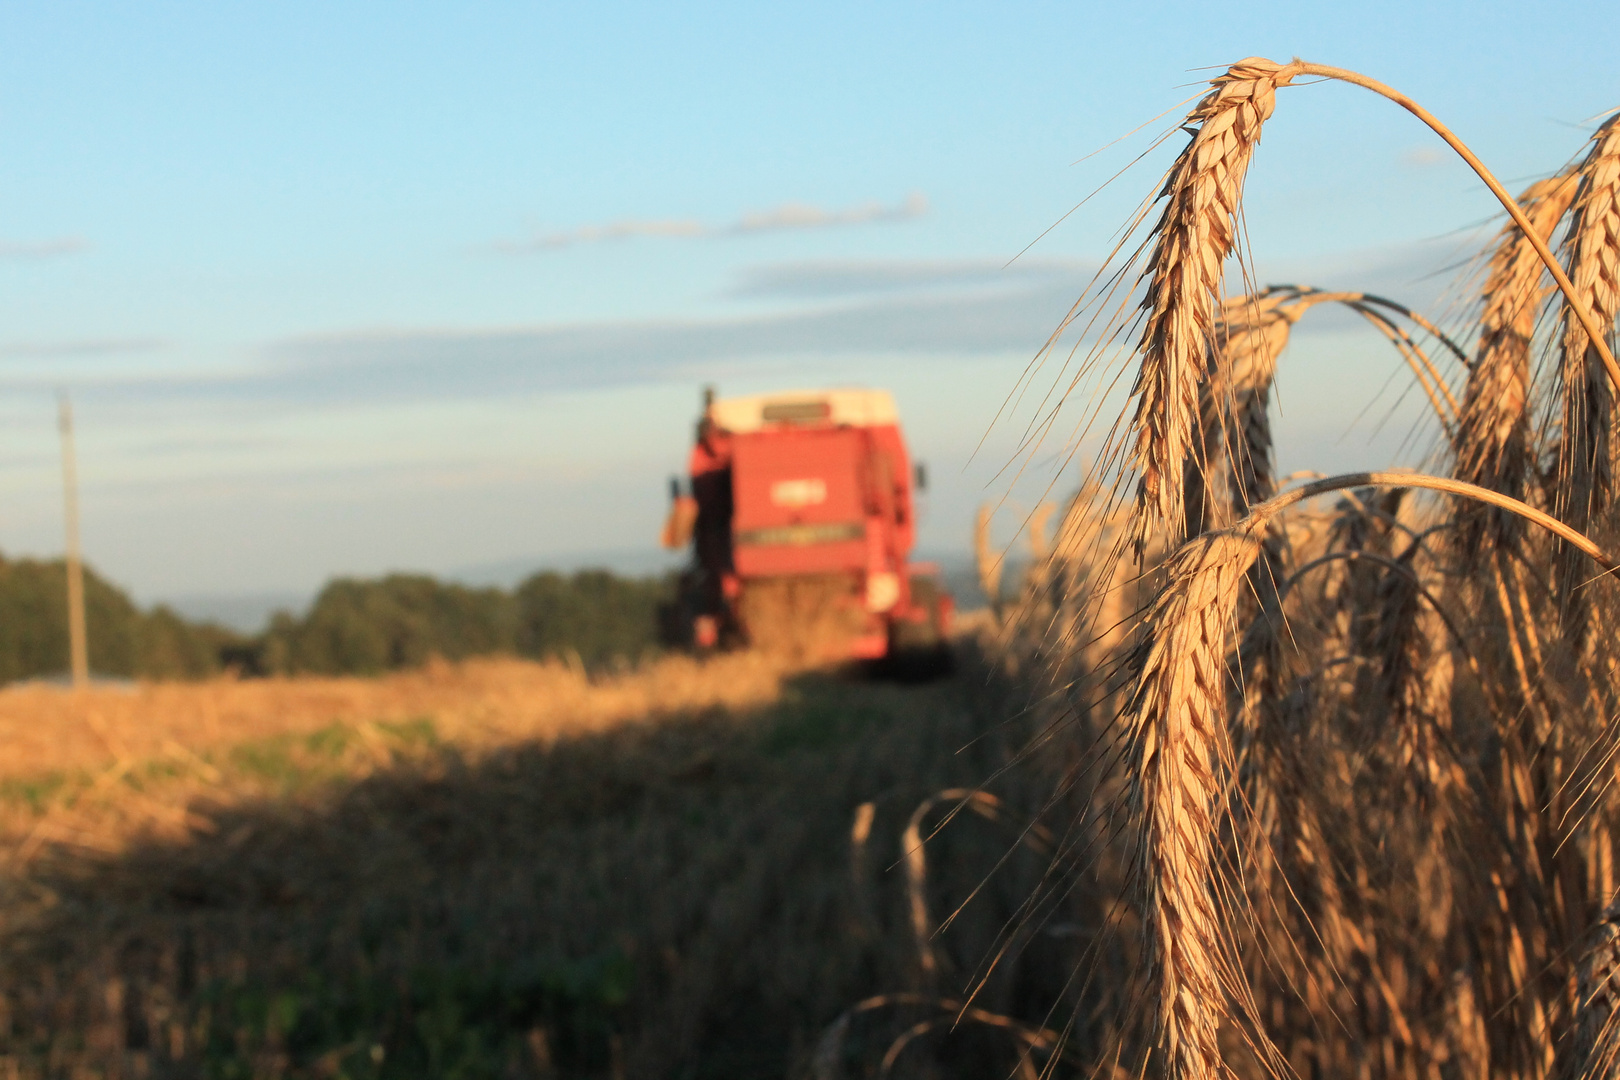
[173,949,632,1080]
[0,717,446,811]
[760,690,895,756]
[0,772,70,816]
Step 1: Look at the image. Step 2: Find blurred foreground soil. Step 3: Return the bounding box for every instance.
[0,640,1058,1079]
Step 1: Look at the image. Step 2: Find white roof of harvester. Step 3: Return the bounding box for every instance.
[709,388,898,434]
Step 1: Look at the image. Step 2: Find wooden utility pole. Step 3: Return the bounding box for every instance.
[58,394,89,690]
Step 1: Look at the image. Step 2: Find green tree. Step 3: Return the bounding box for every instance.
[0,554,233,683]
[266,575,517,675]
[513,570,669,669]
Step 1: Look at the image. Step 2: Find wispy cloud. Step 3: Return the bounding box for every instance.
[0,236,90,260]
[3,239,1465,410]
[729,257,1084,299]
[0,337,165,360]
[495,192,928,252]
[1400,146,1448,170]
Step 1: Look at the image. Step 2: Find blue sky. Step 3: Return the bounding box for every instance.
[0,1,1615,606]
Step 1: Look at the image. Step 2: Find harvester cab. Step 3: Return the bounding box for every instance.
[661,386,952,667]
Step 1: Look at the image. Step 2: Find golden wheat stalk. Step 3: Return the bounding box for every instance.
[1368,544,1458,799]
[1123,469,1615,1080]
[1127,58,1303,556]
[901,788,1002,987]
[1225,312,1292,516]
[1123,524,1264,1080]
[1456,174,1579,564]
[1123,64,1619,563]
[1253,287,1467,422]
[1556,113,1620,640]
[1290,64,1620,393]
[1562,897,1620,1080]
[1184,293,1298,536]
[1189,288,1461,538]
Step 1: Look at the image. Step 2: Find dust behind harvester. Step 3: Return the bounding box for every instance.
[661,387,952,669]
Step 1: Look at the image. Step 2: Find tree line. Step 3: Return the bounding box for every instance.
[0,554,672,685]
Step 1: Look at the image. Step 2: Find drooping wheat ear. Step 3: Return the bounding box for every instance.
[1455,173,1578,566]
[1122,59,1620,559]
[1560,897,1620,1080]
[1325,487,1409,654]
[1207,298,1295,733]
[1556,112,1620,642]
[1184,293,1297,536]
[1127,58,1303,558]
[1122,469,1616,1080]
[1187,286,1461,540]
[1185,296,1296,740]
[1225,303,1294,517]
[1123,523,1265,1080]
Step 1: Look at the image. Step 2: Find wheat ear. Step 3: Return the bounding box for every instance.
[1124,524,1265,1080]
[1186,297,1295,719]
[1123,469,1615,1080]
[1455,173,1578,564]
[1184,293,1298,536]
[1127,66,1617,562]
[1127,58,1302,557]
[1191,285,1463,540]
[1556,112,1620,640]
[1561,897,1620,1080]
[1128,59,1620,559]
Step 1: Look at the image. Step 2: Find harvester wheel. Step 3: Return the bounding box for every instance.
[885,577,954,680]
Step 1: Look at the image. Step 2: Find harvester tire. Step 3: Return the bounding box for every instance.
[885,577,954,680]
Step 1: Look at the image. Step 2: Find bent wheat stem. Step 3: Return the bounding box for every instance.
[1292,62,1620,395]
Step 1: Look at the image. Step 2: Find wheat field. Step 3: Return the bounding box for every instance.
[0,640,1074,1079]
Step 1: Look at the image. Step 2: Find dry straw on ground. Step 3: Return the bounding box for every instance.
[0,643,1073,1079]
[0,653,785,786]
[0,653,790,865]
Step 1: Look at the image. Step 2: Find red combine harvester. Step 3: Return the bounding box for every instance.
[662,387,952,667]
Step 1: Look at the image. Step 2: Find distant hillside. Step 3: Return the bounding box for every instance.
[915,550,1028,613]
[156,548,1004,636]
[447,548,689,590]
[163,590,311,633]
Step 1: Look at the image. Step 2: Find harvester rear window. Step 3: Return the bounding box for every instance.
[735,522,864,547]
[761,400,831,423]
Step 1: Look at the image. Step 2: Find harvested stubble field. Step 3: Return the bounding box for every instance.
[0,642,1063,1079]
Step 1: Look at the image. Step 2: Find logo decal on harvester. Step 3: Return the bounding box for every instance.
[769,478,827,508]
